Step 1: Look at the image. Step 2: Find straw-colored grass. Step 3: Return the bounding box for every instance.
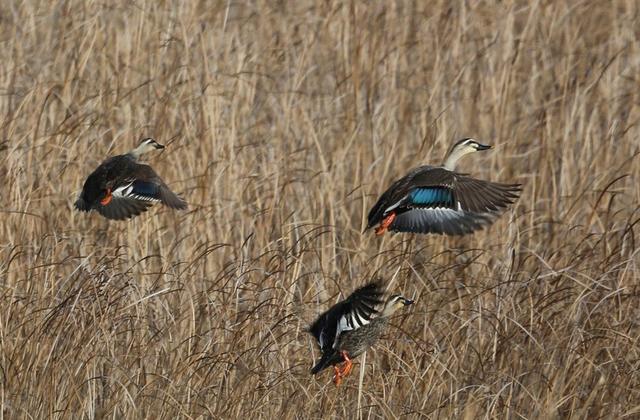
[1,1,639,418]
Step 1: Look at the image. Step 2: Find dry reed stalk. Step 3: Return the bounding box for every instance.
[0,0,638,418]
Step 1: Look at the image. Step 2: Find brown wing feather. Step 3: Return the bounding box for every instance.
[97,197,153,221]
[391,208,495,235]
[367,166,521,234]
[158,184,188,209]
[408,167,521,213]
[116,163,187,210]
[453,176,522,213]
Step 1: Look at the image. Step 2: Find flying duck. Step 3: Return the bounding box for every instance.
[74,138,187,220]
[309,281,413,386]
[365,138,521,235]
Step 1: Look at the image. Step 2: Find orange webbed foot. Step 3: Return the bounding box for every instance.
[332,351,353,386]
[333,365,343,386]
[341,360,353,378]
[100,188,112,205]
[375,212,396,235]
[339,351,353,377]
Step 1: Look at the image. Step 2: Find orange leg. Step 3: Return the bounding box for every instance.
[100,188,112,205]
[333,365,343,386]
[332,351,353,386]
[340,351,353,377]
[375,212,396,235]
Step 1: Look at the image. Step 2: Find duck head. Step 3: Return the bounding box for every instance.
[443,138,491,171]
[380,294,414,317]
[129,138,165,160]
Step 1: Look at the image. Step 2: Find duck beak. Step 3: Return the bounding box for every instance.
[475,143,492,151]
[403,298,414,306]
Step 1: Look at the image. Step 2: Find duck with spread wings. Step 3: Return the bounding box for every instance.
[74,138,187,220]
[308,281,413,385]
[366,138,521,236]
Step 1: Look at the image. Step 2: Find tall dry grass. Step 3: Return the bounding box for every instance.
[1,0,639,418]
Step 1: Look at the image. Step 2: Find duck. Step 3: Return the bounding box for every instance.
[74,138,187,220]
[308,281,413,386]
[365,138,521,235]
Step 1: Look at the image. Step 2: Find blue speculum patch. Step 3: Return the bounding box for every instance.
[409,187,453,207]
[132,180,158,197]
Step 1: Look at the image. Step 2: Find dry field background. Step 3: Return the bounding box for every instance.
[1,0,639,418]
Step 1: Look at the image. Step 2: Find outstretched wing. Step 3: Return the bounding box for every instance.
[367,166,521,234]
[308,281,385,375]
[308,281,384,353]
[390,207,496,235]
[117,164,188,210]
[95,163,187,220]
[450,175,522,213]
[95,180,157,220]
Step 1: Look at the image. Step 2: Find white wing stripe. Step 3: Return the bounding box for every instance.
[383,199,403,215]
[113,182,135,197]
[112,183,161,203]
[420,207,464,217]
[130,194,161,202]
[332,310,374,348]
[353,310,368,327]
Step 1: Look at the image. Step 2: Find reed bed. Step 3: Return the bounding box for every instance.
[1,1,639,418]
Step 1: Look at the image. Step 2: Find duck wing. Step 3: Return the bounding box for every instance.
[76,156,187,220]
[390,207,496,235]
[96,192,155,220]
[114,164,188,210]
[309,281,384,374]
[367,166,521,235]
[450,174,522,213]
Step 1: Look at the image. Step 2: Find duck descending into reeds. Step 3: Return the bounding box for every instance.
[74,138,187,220]
[365,138,521,235]
[309,281,413,386]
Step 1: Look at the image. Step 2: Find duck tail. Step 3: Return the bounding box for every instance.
[74,197,90,212]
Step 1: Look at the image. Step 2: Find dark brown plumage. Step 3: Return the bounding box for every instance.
[74,138,187,220]
[308,281,413,385]
[365,138,522,235]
